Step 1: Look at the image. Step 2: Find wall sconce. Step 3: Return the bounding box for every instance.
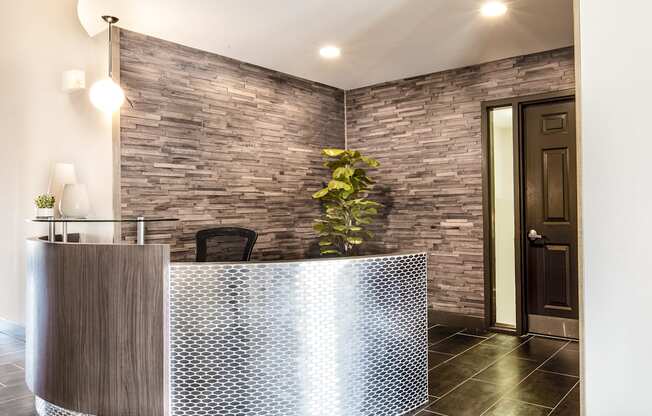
[62,70,86,92]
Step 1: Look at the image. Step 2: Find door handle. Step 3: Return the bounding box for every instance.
[527,229,544,241]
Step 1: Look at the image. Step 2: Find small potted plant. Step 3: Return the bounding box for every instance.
[35,194,56,218]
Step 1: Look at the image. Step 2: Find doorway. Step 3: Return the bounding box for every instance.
[482,90,579,339]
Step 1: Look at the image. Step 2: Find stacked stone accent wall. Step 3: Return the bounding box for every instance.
[119,29,574,317]
[119,30,344,260]
[346,47,575,317]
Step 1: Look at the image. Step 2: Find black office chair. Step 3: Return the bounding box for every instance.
[195,227,258,262]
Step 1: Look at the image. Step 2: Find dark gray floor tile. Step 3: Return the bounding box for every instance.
[473,355,540,388]
[550,382,580,416]
[483,398,551,416]
[480,333,531,350]
[459,328,493,338]
[404,396,439,415]
[507,370,578,408]
[564,341,579,352]
[0,351,25,367]
[428,351,453,369]
[540,347,579,377]
[509,337,567,363]
[428,326,462,345]
[0,395,36,416]
[449,343,511,373]
[0,369,24,387]
[426,379,505,416]
[427,362,476,397]
[430,334,484,355]
[0,382,32,404]
[0,364,21,377]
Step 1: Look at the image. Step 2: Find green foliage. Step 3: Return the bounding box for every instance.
[35,194,55,209]
[312,148,381,256]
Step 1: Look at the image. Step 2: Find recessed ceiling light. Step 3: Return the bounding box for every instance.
[481,1,508,17]
[319,46,341,59]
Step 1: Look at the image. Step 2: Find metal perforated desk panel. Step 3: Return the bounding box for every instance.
[35,253,428,416]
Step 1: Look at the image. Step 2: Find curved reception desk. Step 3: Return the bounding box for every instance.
[26,238,428,416]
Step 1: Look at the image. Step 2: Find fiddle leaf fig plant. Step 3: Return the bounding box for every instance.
[312,148,381,256]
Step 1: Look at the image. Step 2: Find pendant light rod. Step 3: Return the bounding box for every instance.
[102,16,119,78]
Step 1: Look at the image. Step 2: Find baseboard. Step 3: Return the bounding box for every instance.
[428,308,486,330]
[0,318,25,341]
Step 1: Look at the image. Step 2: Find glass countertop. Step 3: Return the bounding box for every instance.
[27,217,179,223]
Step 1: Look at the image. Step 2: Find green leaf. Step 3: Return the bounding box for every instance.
[349,226,362,231]
[319,241,333,246]
[312,188,330,199]
[328,180,352,191]
[333,166,354,179]
[347,236,363,245]
[361,156,380,167]
[358,200,382,207]
[320,249,342,255]
[322,148,346,157]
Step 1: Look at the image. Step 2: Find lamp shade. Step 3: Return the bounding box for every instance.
[47,163,77,217]
[89,78,124,113]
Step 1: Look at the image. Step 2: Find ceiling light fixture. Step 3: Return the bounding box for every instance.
[319,46,341,59]
[89,16,125,113]
[481,1,508,17]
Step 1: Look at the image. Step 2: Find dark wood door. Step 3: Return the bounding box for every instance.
[524,99,579,335]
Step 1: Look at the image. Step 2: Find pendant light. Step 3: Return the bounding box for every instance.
[89,16,125,113]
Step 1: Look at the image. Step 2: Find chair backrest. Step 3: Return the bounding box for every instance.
[195,227,258,262]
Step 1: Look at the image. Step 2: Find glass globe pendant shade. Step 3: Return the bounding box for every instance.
[89,78,125,113]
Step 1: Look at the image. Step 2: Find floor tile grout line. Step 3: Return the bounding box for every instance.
[428,330,497,371]
[537,368,580,379]
[455,333,491,340]
[527,333,579,343]
[477,340,571,416]
[427,329,471,349]
[505,397,555,410]
[0,392,33,405]
[427,333,533,404]
[546,378,580,416]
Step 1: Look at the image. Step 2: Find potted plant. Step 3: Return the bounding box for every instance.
[312,148,382,256]
[35,194,56,218]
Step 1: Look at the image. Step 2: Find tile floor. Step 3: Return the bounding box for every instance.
[0,325,580,416]
[410,325,580,416]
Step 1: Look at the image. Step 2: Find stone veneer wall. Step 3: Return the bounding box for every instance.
[119,30,344,260]
[346,47,575,317]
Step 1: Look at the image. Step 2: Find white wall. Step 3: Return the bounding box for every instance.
[579,1,652,414]
[0,0,113,325]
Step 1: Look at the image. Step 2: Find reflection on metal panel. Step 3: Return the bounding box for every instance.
[169,253,428,416]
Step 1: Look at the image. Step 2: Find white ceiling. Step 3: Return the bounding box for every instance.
[78,0,574,90]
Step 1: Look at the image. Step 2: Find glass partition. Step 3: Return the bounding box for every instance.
[489,106,516,328]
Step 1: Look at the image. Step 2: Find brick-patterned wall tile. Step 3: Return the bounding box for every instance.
[346,47,575,317]
[119,30,344,261]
